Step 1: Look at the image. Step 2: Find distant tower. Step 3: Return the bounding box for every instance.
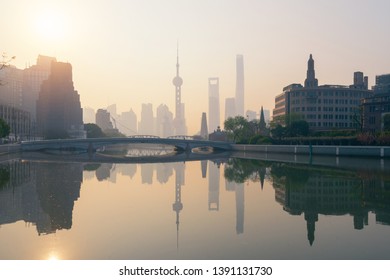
[225,97,236,120]
[208,77,220,132]
[304,54,318,88]
[200,112,208,139]
[172,44,187,135]
[235,55,245,116]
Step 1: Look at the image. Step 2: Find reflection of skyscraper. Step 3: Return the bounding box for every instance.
[201,160,207,178]
[35,162,82,233]
[156,162,174,184]
[208,77,220,132]
[235,183,245,234]
[141,164,154,185]
[172,45,187,135]
[208,161,220,211]
[235,55,244,117]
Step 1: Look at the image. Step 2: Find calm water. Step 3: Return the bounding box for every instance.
[0,149,389,260]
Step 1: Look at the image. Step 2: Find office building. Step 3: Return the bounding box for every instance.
[208,77,220,132]
[36,61,84,139]
[235,54,245,117]
[362,73,390,133]
[273,54,373,131]
[225,97,236,120]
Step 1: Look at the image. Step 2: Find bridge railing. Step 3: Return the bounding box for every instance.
[167,135,194,140]
[127,135,160,139]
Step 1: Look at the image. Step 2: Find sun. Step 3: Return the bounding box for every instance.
[35,10,67,41]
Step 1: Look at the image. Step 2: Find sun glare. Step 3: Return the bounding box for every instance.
[35,11,67,41]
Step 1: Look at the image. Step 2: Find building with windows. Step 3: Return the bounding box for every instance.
[273,54,373,131]
[362,74,390,133]
[208,77,220,132]
[36,61,84,139]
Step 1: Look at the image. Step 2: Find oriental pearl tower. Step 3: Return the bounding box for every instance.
[172,44,187,135]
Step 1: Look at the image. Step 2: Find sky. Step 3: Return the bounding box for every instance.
[2,0,390,134]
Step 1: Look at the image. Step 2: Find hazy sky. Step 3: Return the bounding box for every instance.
[2,0,390,134]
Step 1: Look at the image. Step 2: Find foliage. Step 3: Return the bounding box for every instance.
[224,158,270,184]
[288,120,309,137]
[249,134,272,144]
[270,114,309,139]
[357,132,376,145]
[0,118,11,138]
[224,116,253,143]
[84,123,106,138]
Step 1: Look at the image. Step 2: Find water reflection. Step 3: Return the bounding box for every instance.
[0,153,389,259]
[0,160,82,235]
[224,158,390,245]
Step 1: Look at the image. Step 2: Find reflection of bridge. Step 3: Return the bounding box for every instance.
[20,150,232,164]
[21,137,232,153]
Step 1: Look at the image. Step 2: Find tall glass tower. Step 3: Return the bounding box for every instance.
[235,54,244,117]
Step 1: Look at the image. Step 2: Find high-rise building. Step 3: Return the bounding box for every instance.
[36,61,84,139]
[208,77,220,132]
[235,54,244,116]
[22,55,56,120]
[138,103,154,135]
[120,109,137,135]
[83,107,95,124]
[96,109,113,131]
[225,97,236,120]
[246,110,257,121]
[362,73,390,133]
[172,45,187,135]
[273,54,373,131]
[156,104,173,137]
[0,65,23,107]
[200,112,208,140]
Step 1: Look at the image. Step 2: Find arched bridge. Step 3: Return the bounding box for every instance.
[20,137,232,153]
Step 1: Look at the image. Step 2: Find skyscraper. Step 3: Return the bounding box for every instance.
[138,103,154,135]
[235,54,244,117]
[208,77,220,132]
[225,97,236,120]
[156,104,174,137]
[172,45,187,135]
[36,61,84,139]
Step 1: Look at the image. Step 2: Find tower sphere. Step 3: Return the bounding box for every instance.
[173,76,183,87]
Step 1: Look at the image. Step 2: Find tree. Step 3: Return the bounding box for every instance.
[84,123,106,138]
[224,116,255,143]
[0,118,10,138]
[1,53,15,85]
[288,120,309,137]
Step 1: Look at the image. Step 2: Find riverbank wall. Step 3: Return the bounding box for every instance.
[0,144,21,155]
[231,144,390,158]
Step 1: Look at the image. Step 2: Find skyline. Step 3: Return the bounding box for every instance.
[2,0,390,134]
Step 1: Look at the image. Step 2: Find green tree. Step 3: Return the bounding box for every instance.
[0,118,10,138]
[224,116,256,143]
[288,119,309,137]
[84,123,106,138]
